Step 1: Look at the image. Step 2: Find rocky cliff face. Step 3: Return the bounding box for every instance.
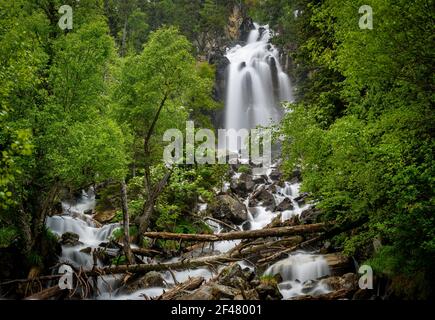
[205,4,256,128]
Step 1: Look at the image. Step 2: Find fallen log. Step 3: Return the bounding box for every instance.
[142,223,327,242]
[24,285,65,300]
[157,277,205,300]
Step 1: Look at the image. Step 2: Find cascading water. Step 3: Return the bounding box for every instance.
[225,24,293,137]
[43,23,331,300]
[264,253,331,299]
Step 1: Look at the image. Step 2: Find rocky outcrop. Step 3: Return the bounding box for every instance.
[300,207,322,224]
[319,273,358,291]
[294,192,310,206]
[276,198,294,212]
[230,173,255,197]
[324,253,353,276]
[208,52,230,102]
[248,187,276,211]
[93,209,116,224]
[209,194,248,224]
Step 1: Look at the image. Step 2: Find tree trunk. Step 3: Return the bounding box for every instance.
[24,285,65,300]
[142,223,327,242]
[120,180,134,264]
[137,93,170,235]
[157,277,205,300]
[120,19,128,57]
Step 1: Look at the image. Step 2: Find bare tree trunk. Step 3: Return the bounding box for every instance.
[120,180,134,264]
[157,277,205,300]
[136,93,170,235]
[24,286,65,300]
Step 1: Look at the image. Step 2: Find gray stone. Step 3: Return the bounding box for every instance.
[209,194,248,224]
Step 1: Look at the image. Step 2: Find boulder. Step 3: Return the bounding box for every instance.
[268,169,282,182]
[93,209,116,223]
[60,232,82,247]
[209,194,248,224]
[320,273,358,291]
[84,209,94,215]
[252,175,268,184]
[294,192,310,206]
[208,52,230,101]
[184,283,238,300]
[276,198,294,212]
[256,282,283,300]
[218,264,251,290]
[300,207,322,224]
[239,17,256,42]
[248,187,276,211]
[301,279,319,294]
[323,253,353,276]
[230,173,255,197]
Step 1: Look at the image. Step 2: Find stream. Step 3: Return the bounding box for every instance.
[46,24,333,300]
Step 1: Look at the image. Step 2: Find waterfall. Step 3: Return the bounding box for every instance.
[224,23,293,136]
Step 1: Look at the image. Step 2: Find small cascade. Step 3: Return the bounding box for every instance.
[46,188,119,269]
[264,253,331,299]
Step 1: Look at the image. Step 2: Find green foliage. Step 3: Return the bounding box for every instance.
[111,255,127,265]
[238,165,251,174]
[270,0,435,298]
[0,227,17,248]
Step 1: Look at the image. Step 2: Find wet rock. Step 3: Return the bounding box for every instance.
[184,283,238,300]
[209,52,230,103]
[80,247,93,254]
[84,209,94,215]
[276,198,294,212]
[252,175,268,184]
[323,253,353,276]
[320,241,332,254]
[230,173,255,197]
[278,282,293,290]
[239,17,255,42]
[218,264,250,290]
[268,169,282,182]
[235,289,260,300]
[50,202,63,216]
[93,209,116,223]
[301,280,320,294]
[352,288,375,300]
[248,188,275,211]
[300,207,322,224]
[289,169,302,184]
[209,194,248,224]
[320,273,358,291]
[256,282,283,300]
[294,192,310,206]
[60,232,82,246]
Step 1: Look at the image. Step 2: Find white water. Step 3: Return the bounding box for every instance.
[264,253,331,299]
[224,24,293,151]
[46,189,120,268]
[44,23,333,300]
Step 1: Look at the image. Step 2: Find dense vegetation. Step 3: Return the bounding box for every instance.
[249,0,434,298]
[0,0,433,299]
